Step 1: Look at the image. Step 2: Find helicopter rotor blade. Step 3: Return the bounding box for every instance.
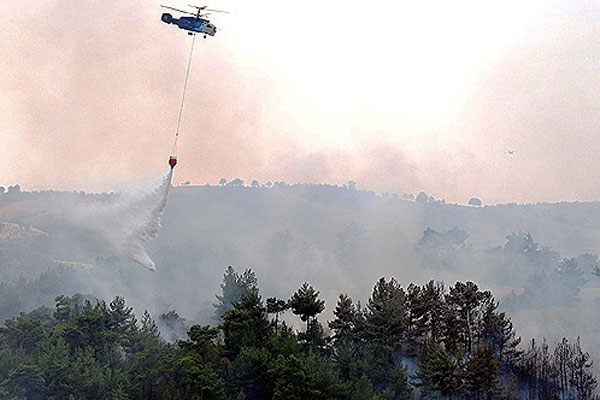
[161,5,196,16]
[188,4,208,10]
[205,8,229,13]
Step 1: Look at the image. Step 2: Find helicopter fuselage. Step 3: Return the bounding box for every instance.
[161,13,216,36]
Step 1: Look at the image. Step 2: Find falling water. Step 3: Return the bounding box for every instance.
[69,169,173,271]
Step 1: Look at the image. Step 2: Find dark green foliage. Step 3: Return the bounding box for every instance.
[289,282,326,349]
[53,293,95,323]
[222,288,271,357]
[265,325,299,358]
[179,325,222,364]
[329,294,359,345]
[139,310,160,340]
[444,281,493,355]
[270,353,346,400]
[289,282,325,327]
[465,345,501,400]
[390,362,412,400]
[3,363,46,400]
[0,313,47,355]
[177,361,227,400]
[418,341,464,398]
[351,374,377,400]
[404,280,445,353]
[0,271,597,400]
[266,297,288,333]
[363,277,406,350]
[479,301,521,369]
[333,340,361,383]
[230,346,273,400]
[107,296,136,337]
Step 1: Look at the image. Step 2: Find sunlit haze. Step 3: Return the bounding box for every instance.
[1,0,599,203]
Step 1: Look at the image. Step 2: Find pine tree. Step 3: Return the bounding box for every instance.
[0,314,46,355]
[214,266,258,320]
[553,337,572,399]
[178,362,227,400]
[404,283,426,355]
[391,362,413,400]
[418,340,464,399]
[537,338,555,399]
[3,276,600,400]
[480,301,521,370]
[404,281,446,355]
[62,300,113,357]
[270,355,307,400]
[69,346,107,399]
[333,339,361,383]
[359,278,406,391]
[465,344,501,400]
[266,297,289,334]
[442,307,463,356]
[108,383,129,400]
[270,353,346,400]
[53,294,90,322]
[3,364,46,400]
[289,283,325,335]
[222,288,271,357]
[570,337,597,400]
[499,373,519,400]
[351,374,377,400]
[140,310,160,339]
[420,280,446,341]
[230,346,273,400]
[36,336,74,398]
[107,296,137,349]
[363,277,406,350]
[519,338,541,399]
[445,281,493,355]
[329,294,359,345]
[180,325,221,364]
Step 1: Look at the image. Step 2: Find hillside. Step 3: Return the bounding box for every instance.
[0,183,599,363]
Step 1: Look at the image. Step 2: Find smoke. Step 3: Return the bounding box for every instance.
[1,0,599,204]
[3,182,600,367]
[68,170,173,271]
[0,0,271,192]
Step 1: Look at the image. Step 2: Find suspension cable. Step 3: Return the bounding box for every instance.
[172,34,197,153]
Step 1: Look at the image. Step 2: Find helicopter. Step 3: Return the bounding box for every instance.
[161,4,227,38]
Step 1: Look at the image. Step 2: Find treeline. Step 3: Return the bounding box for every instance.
[519,338,597,400]
[0,267,597,399]
[417,229,600,310]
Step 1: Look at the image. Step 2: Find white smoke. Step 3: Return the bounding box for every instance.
[68,170,173,271]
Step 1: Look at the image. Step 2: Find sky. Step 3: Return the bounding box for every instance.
[1,0,599,204]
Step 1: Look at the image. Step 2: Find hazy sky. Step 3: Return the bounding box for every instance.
[1,0,599,203]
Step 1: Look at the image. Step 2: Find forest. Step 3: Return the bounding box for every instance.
[0,266,597,400]
[3,0,599,398]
